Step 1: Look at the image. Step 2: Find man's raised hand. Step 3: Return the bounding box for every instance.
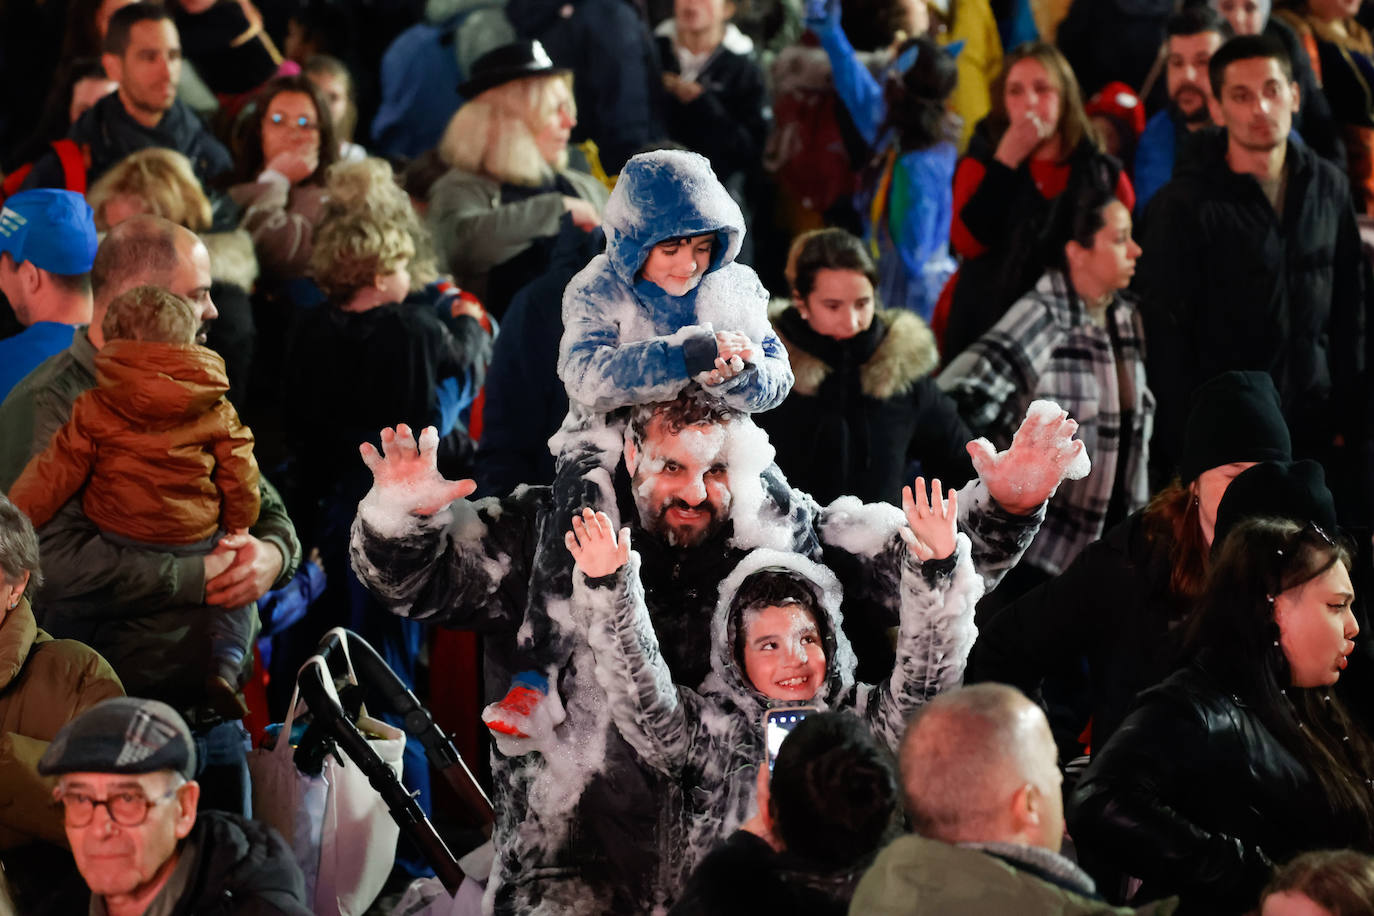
[970,400,1089,516]
[901,477,958,562]
[359,424,475,516]
[565,508,631,578]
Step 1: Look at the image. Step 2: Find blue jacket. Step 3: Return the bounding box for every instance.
[816,23,956,320]
[1134,108,1178,217]
[558,150,792,414]
[370,21,465,158]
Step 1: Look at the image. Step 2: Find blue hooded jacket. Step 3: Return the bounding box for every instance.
[558,150,792,414]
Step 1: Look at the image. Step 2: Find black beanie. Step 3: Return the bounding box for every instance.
[1212,460,1338,554]
[1179,371,1292,482]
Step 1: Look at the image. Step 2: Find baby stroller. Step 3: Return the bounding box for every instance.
[262,627,494,914]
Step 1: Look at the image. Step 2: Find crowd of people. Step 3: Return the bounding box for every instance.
[1,0,1373,914]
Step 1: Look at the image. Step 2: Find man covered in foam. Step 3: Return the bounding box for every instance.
[485,149,795,739]
[349,390,1087,913]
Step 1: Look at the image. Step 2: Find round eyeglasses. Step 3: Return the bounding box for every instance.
[267,112,318,131]
[56,785,180,827]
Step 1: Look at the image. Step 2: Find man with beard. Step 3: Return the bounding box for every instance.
[351,391,1084,913]
[1134,34,1369,522]
[1134,6,1228,214]
[20,3,232,190]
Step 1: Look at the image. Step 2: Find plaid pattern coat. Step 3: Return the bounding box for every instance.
[938,269,1154,576]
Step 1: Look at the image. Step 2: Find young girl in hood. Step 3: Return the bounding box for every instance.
[9,285,259,720]
[566,476,982,904]
[484,148,795,739]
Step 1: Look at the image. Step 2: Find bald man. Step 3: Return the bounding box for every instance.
[0,214,300,816]
[849,684,1175,914]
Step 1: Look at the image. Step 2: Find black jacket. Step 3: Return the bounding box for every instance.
[473,226,602,498]
[22,92,232,189]
[73,811,310,915]
[506,0,662,173]
[967,508,1188,751]
[1069,662,1371,914]
[1135,133,1367,486]
[283,301,482,541]
[945,126,1122,362]
[668,830,861,916]
[759,305,974,509]
[655,33,768,184]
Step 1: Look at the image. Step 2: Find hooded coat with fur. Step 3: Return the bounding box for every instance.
[759,304,974,511]
[580,541,983,905]
[558,150,792,419]
[350,419,1041,915]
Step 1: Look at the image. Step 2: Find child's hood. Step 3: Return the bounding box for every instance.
[93,339,230,423]
[700,548,858,716]
[602,149,745,287]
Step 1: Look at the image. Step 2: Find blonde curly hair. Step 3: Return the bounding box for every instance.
[322,156,438,286]
[87,148,213,232]
[310,210,416,303]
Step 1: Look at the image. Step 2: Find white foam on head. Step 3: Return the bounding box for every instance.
[718,418,785,550]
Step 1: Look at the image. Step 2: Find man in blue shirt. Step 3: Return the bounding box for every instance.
[0,189,97,400]
[1134,6,1227,215]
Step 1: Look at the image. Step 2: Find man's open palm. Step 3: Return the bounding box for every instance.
[359,424,474,516]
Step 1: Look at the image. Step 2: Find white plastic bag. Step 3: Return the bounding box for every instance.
[249,648,404,915]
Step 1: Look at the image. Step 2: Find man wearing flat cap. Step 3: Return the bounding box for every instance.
[0,188,98,401]
[40,697,309,916]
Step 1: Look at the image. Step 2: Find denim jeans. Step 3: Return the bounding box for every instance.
[194,719,252,817]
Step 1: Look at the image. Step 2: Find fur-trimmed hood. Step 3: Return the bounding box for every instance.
[200,229,260,291]
[768,301,940,400]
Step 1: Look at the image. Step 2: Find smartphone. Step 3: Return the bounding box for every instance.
[764,705,817,772]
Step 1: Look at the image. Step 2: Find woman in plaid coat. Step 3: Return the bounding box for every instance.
[938,181,1154,602]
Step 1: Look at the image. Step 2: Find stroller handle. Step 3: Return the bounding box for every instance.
[295,657,468,895]
[314,627,496,828]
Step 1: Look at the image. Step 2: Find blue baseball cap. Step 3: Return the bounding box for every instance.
[0,189,98,275]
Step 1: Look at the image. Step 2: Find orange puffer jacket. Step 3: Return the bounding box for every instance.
[8,339,259,544]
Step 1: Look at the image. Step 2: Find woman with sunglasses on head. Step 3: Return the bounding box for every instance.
[1069,500,1374,915]
[225,74,339,291]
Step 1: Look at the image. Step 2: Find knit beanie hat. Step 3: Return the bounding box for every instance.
[1179,371,1291,482]
[1212,460,1337,554]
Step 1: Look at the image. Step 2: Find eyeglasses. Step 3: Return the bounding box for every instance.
[267,112,317,131]
[56,785,180,827]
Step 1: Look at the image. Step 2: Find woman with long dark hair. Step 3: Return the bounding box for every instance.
[225,73,339,290]
[965,373,1298,753]
[938,180,1152,603]
[938,41,1135,361]
[1070,517,1374,914]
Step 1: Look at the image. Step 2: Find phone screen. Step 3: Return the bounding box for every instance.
[765,707,815,772]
